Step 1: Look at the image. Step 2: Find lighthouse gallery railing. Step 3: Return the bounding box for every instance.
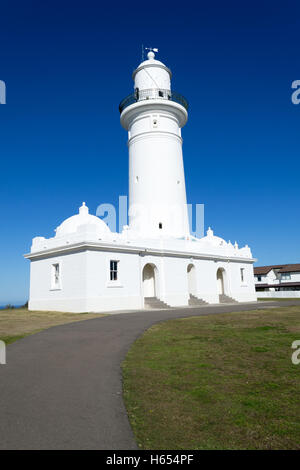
[119,88,189,114]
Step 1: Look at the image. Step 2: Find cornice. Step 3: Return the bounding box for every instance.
[24,240,256,264]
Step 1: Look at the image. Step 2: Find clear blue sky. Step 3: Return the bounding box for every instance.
[0,0,299,305]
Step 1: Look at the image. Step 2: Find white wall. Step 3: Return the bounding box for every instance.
[229,263,257,302]
[127,110,189,238]
[281,272,300,283]
[28,248,257,313]
[86,250,142,312]
[29,251,88,312]
[257,291,300,298]
[255,269,279,285]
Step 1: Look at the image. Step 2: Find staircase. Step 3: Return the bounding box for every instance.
[144,297,170,309]
[219,294,238,304]
[188,294,208,306]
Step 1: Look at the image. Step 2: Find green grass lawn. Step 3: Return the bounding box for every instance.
[122,306,300,450]
[0,308,105,344]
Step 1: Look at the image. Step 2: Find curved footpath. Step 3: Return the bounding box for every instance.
[1,300,300,450]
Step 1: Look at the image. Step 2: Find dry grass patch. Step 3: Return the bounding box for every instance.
[0,308,105,344]
[123,306,300,450]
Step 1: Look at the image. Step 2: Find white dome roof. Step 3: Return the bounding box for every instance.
[200,227,227,247]
[133,51,172,79]
[136,58,165,68]
[55,202,110,238]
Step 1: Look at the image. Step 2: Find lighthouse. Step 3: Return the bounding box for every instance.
[25,49,257,313]
[119,50,190,239]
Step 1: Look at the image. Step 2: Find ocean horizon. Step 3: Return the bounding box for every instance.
[0,302,27,310]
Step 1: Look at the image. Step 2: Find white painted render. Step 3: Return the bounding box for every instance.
[25,51,257,313]
[255,269,300,292]
[133,52,171,92]
[255,269,278,285]
[285,272,300,283]
[26,212,257,312]
[257,291,300,298]
[121,51,189,239]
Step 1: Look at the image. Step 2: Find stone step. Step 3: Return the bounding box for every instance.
[144,297,170,309]
[219,294,238,304]
[188,294,209,306]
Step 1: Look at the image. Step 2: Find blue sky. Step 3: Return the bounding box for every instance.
[0,0,299,304]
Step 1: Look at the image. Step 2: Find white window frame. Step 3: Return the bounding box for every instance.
[240,267,247,285]
[110,260,118,281]
[106,258,123,288]
[51,262,62,290]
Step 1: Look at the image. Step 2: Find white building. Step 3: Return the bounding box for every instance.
[25,51,257,313]
[254,264,300,294]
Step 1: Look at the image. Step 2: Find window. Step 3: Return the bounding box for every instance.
[158,90,163,97]
[159,222,163,229]
[281,273,291,280]
[257,275,262,282]
[110,260,118,281]
[240,268,245,283]
[52,263,60,289]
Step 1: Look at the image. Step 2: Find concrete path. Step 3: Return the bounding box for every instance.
[1,300,300,449]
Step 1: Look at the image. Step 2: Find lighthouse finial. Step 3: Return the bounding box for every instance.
[79,202,89,215]
[145,47,158,60]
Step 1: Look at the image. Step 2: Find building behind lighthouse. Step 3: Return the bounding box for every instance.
[25,51,257,313]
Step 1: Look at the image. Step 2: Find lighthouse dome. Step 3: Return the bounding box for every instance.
[133,51,171,91]
[135,56,169,72]
[55,202,110,238]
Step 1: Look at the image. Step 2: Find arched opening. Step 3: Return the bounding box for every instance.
[142,264,156,298]
[187,264,196,296]
[216,268,225,295]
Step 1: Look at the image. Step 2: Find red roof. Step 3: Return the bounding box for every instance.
[254,265,283,275]
[254,263,300,275]
[278,264,300,273]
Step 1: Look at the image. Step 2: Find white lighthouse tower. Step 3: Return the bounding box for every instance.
[120,50,190,239]
[25,49,257,313]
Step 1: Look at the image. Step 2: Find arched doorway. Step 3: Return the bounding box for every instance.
[216,268,225,295]
[187,264,196,296]
[142,264,156,298]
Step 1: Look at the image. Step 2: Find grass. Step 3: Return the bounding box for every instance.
[0,308,105,344]
[122,306,300,450]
